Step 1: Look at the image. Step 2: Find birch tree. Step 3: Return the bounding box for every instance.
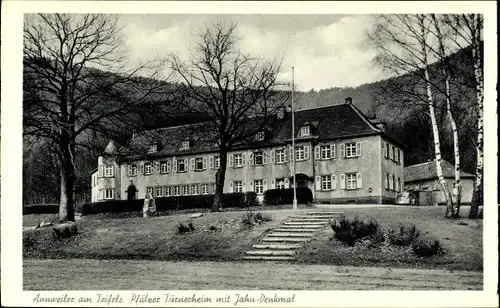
[168,22,286,211]
[441,15,483,218]
[23,14,167,222]
[369,14,454,214]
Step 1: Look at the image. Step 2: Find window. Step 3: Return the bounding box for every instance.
[192,184,199,195]
[276,149,286,163]
[346,174,357,190]
[165,186,172,197]
[104,165,113,177]
[386,142,390,158]
[104,189,114,199]
[182,185,190,195]
[180,140,190,150]
[321,145,332,159]
[155,186,163,197]
[321,175,332,190]
[144,162,153,175]
[214,156,220,169]
[397,149,401,164]
[146,186,154,196]
[345,143,356,158]
[234,154,243,167]
[201,183,209,195]
[254,151,263,165]
[254,180,264,194]
[177,159,186,172]
[397,177,401,193]
[295,146,305,160]
[148,144,157,153]
[392,146,396,161]
[128,164,137,177]
[385,173,389,189]
[234,181,243,193]
[256,131,265,141]
[301,126,310,136]
[92,175,97,186]
[276,178,285,189]
[160,162,168,173]
[391,174,396,191]
[195,157,204,170]
[173,186,181,196]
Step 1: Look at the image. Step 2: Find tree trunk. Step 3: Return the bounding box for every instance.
[469,33,484,219]
[445,73,461,218]
[424,67,453,212]
[212,147,228,212]
[58,132,76,222]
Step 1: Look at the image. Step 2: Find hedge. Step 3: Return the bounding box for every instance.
[263,188,313,205]
[80,192,258,215]
[23,204,60,215]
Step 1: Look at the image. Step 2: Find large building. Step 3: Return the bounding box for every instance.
[91,98,405,204]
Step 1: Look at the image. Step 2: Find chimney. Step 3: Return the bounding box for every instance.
[345,97,352,105]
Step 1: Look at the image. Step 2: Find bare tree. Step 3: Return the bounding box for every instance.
[441,15,483,218]
[23,14,167,222]
[168,22,286,211]
[369,14,454,214]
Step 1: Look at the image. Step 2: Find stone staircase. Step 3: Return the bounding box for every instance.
[243,211,343,261]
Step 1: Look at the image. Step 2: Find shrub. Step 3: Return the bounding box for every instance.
[330,216,380,246]
[222,192,258,208]
[177,222,195,234]
[23,204,60,215]
[412,238,445,257]
[388,224,421,246]
[263,187,313,205]
[241,212,256,228]
[254,212,273,223]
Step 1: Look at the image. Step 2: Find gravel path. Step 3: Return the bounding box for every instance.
[23,259,482,290]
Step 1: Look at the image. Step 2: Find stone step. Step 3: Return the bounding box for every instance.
[274,228,321,233]
[279,224,324,229]
[287,218,331,223]
[282,221,328,226]
[262,237,309,243]
[306,211,345,216]
[301,215,339,219]
[267,232,314,237]
[243,256,296,261]
[252,244,302,250]
[245,250,296,256]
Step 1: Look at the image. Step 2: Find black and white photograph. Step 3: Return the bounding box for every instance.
[1,1,497,307]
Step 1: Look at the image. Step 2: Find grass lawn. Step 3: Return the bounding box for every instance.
[296,206,483,271]
[23,205,483,271]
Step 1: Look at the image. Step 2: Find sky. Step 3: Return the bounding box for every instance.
[118,14,388,91]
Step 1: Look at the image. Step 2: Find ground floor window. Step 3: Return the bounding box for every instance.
[146,186,154,196]
[254,179,264,194]
[321,175,332,190]
[346,174,357,190]
[192,184,199,195]
[234,181,243,193]
[201,183,209,195]
[174,186,181,196]
[103,189,114,200]
[182,185,190,195]
[276,178,285,189]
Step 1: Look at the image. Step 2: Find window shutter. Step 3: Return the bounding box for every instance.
[242,153,246,165]
[228,154,234,167]
[284,149,288,162]
[154,162,160,173]
[98,190,104,200]
[289,146,294,161]
[332,175,337,190]
[167,160,172,173]
[127,165,132,177]
[331,144,336,159]
[271,179,276,189]
[356,142,361,156]
[190,158,195,170]
[202,157,207,169]
[284,178,289,189]
[263,179,267,191]
[270,150,275,164]
[242,181,246,192]
[209,156,214,169]
[98,166,103,177]
[249,153,254,165]
[356,173,362,188]
[263,151,268,164]
[389,174,394,190]
[389,146,393,160]
[315,145,320,159]
[315,176,321,191]
[229,181,233,193]
[249,181,254,191]
[304,145,310,160]
[172,159,177,172]
[339,144,345,158]
[340,174,346,190]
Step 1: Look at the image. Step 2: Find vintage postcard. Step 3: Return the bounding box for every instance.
[1,1,498,307]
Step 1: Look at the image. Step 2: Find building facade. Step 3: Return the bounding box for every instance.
[91,99,405,204]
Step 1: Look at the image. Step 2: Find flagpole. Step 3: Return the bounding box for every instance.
[291,67,297,211]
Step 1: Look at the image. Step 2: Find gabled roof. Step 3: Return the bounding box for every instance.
[404,160,474,182]
[117,102,404,161]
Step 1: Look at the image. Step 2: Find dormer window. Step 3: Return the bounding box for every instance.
[180,140,190,150]
[256,131,265,141]
[148,144,158,153]
[300,126,310,137]
[277,107,285,119]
